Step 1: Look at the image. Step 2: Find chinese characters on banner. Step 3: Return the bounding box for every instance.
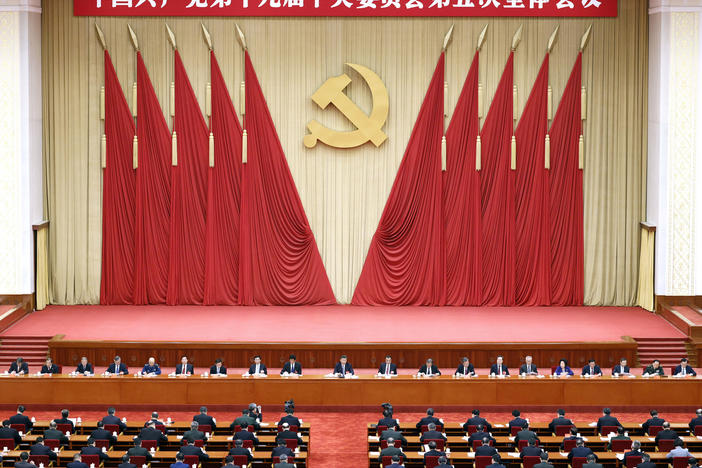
[75,0,615,17]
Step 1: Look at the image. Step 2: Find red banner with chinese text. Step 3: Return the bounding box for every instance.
[75,0,615,17]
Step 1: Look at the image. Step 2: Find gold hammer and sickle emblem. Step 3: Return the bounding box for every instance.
[303,63,389,149]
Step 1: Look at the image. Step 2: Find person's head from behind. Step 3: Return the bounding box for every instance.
[576,438,584,447]
[541,452,549,461]
[428,441,437,450]
[224,455,233,465]
[426,408,434,416]
[427,422,436,431]
[122,455,130,463]
[391,455,400,464]
[512,410,520,417]
[279,454,288,463]
[190,421,199,430]
[492,454,501,464]
[73,454,82,462]
[20,452,29,461]
[528,439,536,447]
[586,454,595,464]
[61,409,69,419]
[234,439,243,448]
[617,427,625,435]
[650,410,658,418]
[438,456,448,466]
[175,453,184,462]
[632,441,641,450]
[482,437,490,446]
[663,421,671,429]
[558,409,566,417]
[603,408,611,416]
[675,439,684,448]
[642,454,651,463]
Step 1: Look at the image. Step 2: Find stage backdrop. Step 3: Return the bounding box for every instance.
[42,0,647,305]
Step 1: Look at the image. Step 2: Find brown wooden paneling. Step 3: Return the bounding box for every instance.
[48,337,636,370]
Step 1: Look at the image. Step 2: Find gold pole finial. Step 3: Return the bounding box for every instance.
[127,24,139,52]
[547,25,559,53]
[201,23,213,51]
[235,23,247,51]
[165,23,177,50]
[442,24,454,52]
[511,24,523,51]
[580,24,592,51]
[477,23,488,51]
[95,23,107,50]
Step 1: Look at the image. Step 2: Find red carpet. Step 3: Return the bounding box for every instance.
[3,305,683,342]
[11,409,695,468]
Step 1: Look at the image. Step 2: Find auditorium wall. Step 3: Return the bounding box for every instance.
[42,0,648,305]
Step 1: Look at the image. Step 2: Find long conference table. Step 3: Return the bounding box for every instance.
[0,374,700,407]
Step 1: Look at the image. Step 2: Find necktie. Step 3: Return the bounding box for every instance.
[527,365,530,373]
[427,367,431,376]
[498,365,501,375]
[115,364,119,374]
[386,365,389,375]
[682,367,686,376]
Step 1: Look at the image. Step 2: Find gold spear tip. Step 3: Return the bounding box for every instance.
[165,23,177,50]
[580,23,592,51]
[95,23,107,50]
[127,23,139,51]
[201,23,213,50]
[511,24,523,51]
[442,24,454,51]
[477,23,488,51]
[547,25,559,53]
[235,23,247,51]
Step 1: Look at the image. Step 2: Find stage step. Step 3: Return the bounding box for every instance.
[0,335,51,369]
[632,337,693,368]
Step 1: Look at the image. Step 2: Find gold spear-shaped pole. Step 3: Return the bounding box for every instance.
[235,23,247,164]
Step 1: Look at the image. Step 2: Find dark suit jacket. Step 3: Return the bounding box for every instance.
[0,427,22,445]
[102,415,127,433]
[234,430,259,445]
[468,431,496,444]
[31,443,57,460]
[654,428,679,443]
[515,429,539,444]
[377,417,399,429]
[210,365,227,375]
[607,435,631,450]
[689,416,702,432]
[247,363,267,375]
[40,364,60,374]
[637,463,656,468]
[106,363,128,374]
[464,417,492,432]
[597,415,621,433]
[455,364,475,376]
[278,415,301,428]
[281,362,302,375]
[271,446,294,458]
[378,446,406,462]
[8,414,32,431]
[548,417,573,433]
[15,462,36,468]
[673,365,697,376]
[380,429,407,446]
[43,428,69,445]
[487,464,506,468]
[137,427,167,444]
[81,445,108,461]
[623,450,644,465]
[231,415,259,432]
[183,429,206,442]
[521,446,543,458]
[228,447,253,462]
[519,363,538,374]
[582,365,602,376]
[643,365,665,376]
[560,436,578,451]
[475,445,498,456]
[378,363,397,375]
[416,416,442,430]
[90,428,117,444]
[418,364,440,375]
[510,417,527,428]
[490,364,509,376]
[175,363,193,375]
[127,446,152,461]
[117,463,137,468]
[9,362,29,374]
[333,362,354,375]
[275,430,302,444]
[193,414,216,430]
[53,417,75,431]
[612,365,630,375]
[179,444,209,460]
[420,430,446,442]
[273,463,295,468]
[424,449,446,460]
[568,446,595,462]
[533,463,554,468]
[582,463,603,468]
[66,462,88,468]
[642,417,666,434]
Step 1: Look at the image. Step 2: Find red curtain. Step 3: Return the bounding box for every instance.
[480,52,516,306]
[133,51,171,305]
[444,51,482,306]
[100,51,136,305]
[352,53,445,306]
[203,52,243,305]
[167,51,210,305]
[550,53,584,305]
[239,52,335,305]
[515,54,551,305]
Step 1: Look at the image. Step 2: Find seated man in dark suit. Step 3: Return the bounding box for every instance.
[138,421,168,446]
[0,420,22,447]
[271,440,294,459]
[642,410,666,435]
[688,457,701,468]
[637,453,656,468]
[560,427,579,451]
[31,437,57,461]
[247,356,266,375]
[15,452,34,468]
[469,425,496,445]
[333,355,354,376]
[380,426,408,447]
[278,401,301,428]
[534,452,553,468]
[514,422,539,445]
[193,407,216,431]
[424,440,446,462]
[106,356,129,375]
[490,356,509,377]
[8,358,29,375]
[230,410,260,432]
[178,439,209,461]
[211,358,228,376]
[117,454,137,468]
[40,357,60,375]
[234,425,259,446]
[475,438,498,457]
[53,409,75,432]
[689,409,702,434]
[67,453,88,468]
[280,355,302,375]
[519,355,538,376]
[608,426,631,450]
[42,421,69,446]
[455,357,476,377]
[623,440,645,465]
[80,438,109,461]
[583,454,603,468]
[275,423,302,445]
[509,410,527,429]
[521,439,543,459]
[612,358,631,376]
[416,408,442,430]
[175,356,193,376]
[141,357,161,376]
[568,439,596,463]
[548,409,573,434]
[379,355,398,376]
[102,407,127,433]
[228,439,253,463]
[379,437,406,463]
[464,409,492,432]
[596,408,621,434]
[90,421,117,446]
[487,454,506,468]
[273,454,295,468]
[127,438,152,461]
[418,358,440,376]
[183,422,206,442]
[420,423,446,443]
[674,358,697,377]
[143,412,163,427]
[9,405,32,432]
[385,454,404,468]
[655,422,680,444]
[643,359,665,377]
[377,409,398,430]
[582,359,602,377]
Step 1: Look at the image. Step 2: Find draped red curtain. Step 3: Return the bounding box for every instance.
[203,51,243,305]
[239,52,335,305]
[550,53,584,305]
[515,54,551,306]
[167,51,210,305]
[352,53,445,306]
[444,51,482,306]
[133,51,171,305]
[100,51,136,305]
[480,52,516,306]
